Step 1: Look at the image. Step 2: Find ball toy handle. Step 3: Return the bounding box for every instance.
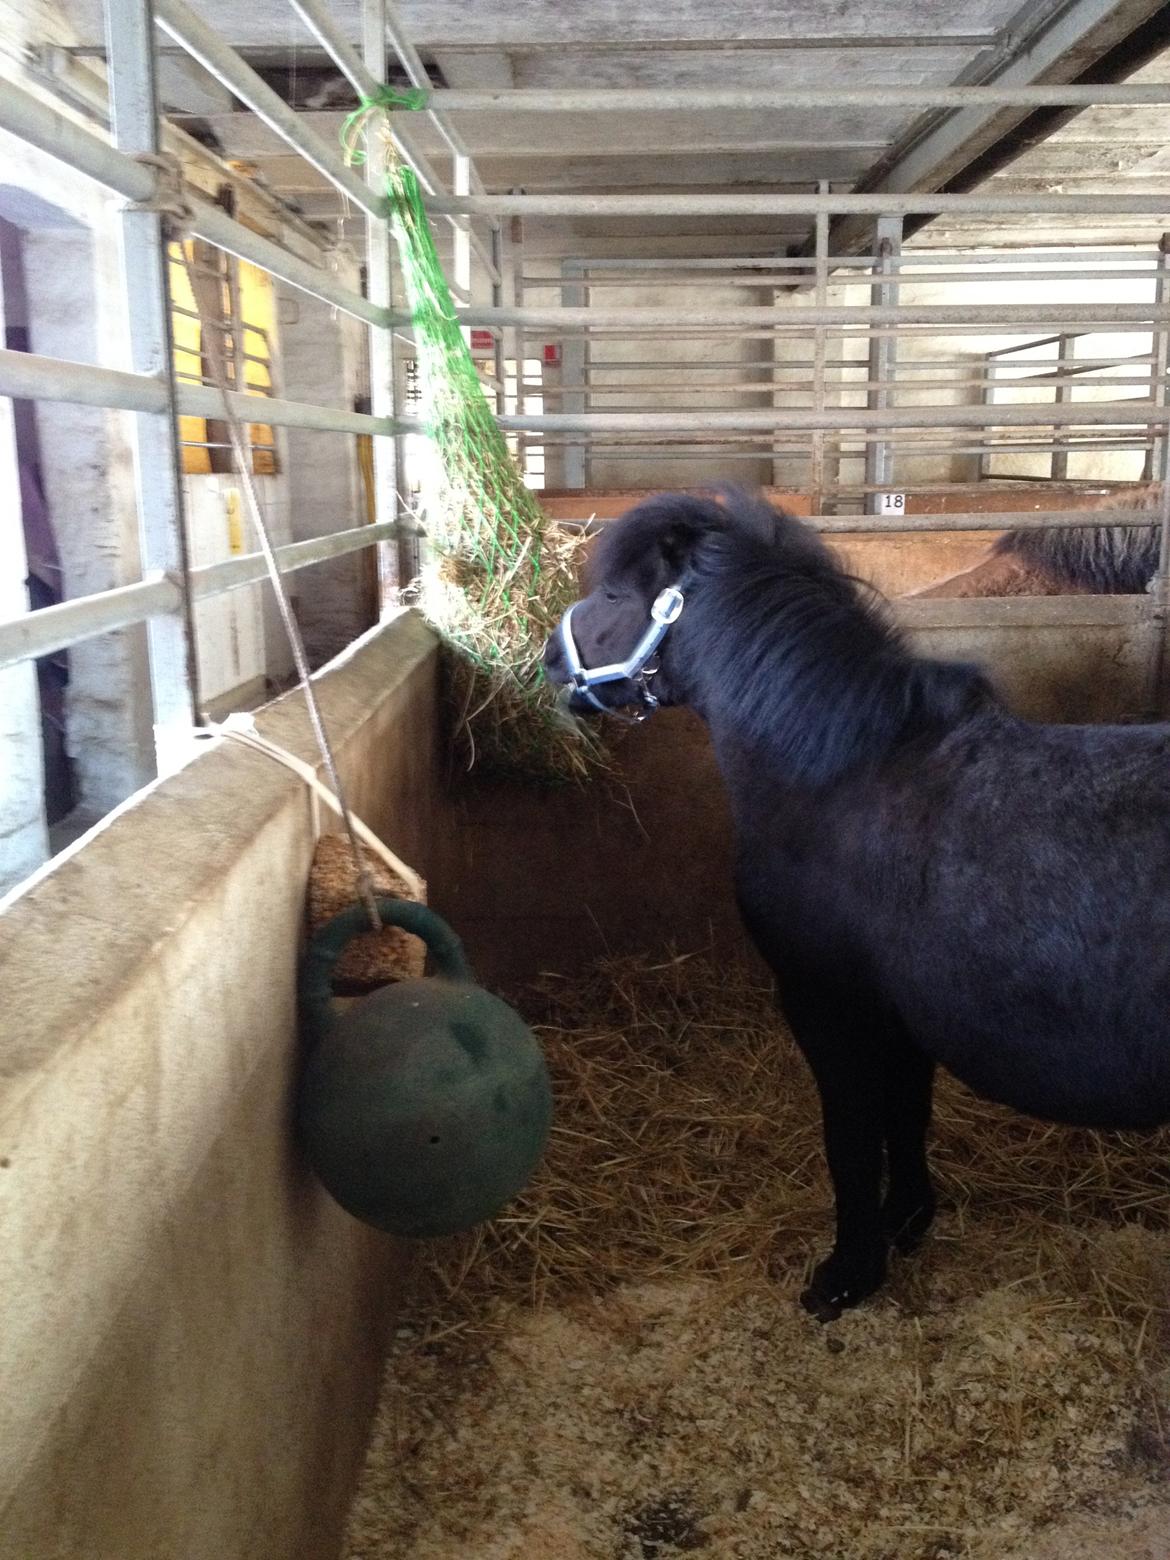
[300,898,473,1041]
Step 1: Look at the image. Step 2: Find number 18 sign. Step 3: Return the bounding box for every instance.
[878,492,907,516]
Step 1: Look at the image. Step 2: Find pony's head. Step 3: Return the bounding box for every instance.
[544,488,830,717]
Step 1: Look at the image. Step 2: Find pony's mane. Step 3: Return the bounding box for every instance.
[607,489,995,787]
[993,485,1162,593]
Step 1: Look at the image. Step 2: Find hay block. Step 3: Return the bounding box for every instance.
[307,834,427,991]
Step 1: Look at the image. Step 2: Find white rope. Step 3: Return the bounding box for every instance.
[176,238,389,928]
[198,715,425,899]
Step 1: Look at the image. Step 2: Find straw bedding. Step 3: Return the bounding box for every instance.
[343,953,1170,1559]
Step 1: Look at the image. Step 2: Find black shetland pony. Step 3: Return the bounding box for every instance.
[544,488,1170,1320]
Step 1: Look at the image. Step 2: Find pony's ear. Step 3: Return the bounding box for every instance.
[655,496,727,571]
[659,518,707,571]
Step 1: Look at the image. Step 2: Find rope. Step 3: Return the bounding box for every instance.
[174,237,383,930]
[198,715,425,899]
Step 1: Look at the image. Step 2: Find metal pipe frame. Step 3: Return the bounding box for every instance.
[455,302,1169,331]
[496,404,1170,433]
[431,192,1170,219]
[410,85,1170,113]
[550,509,1160,534]
[2,0,1169,721]
[525,267,1169,291]
[154,0,382,219]
[0,348,423,435]
[0,75,386,325]
[546,249,1163,271]
[539,377,1165,395]
[284,0,500,284]
[0,523,409,674]
[105,0,201,769]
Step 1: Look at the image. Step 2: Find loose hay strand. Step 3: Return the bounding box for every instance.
[345,954,1170,1560]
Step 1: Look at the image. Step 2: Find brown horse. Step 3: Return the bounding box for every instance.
[908,484,1161,598]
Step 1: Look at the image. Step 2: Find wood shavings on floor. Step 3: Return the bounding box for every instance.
[343,954,1170,1559]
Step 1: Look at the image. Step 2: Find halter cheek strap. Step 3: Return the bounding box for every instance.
[557,580,689,719]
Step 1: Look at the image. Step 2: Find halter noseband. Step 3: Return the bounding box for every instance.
[557,579,690,721]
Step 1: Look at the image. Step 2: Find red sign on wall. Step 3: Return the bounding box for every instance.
[542,343,561,365]
[470,329,494,353]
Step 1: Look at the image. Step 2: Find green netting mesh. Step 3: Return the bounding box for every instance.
[343,94,600,784]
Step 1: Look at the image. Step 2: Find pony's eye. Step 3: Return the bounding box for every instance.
[604,590,620,603]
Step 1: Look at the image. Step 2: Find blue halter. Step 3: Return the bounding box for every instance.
[557,581,689,720]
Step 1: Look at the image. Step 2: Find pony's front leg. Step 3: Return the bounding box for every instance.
[784,987,888,1321]
[881,1032,936,1255]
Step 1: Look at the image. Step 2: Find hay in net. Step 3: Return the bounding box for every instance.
[345,952,1170,1560]
[343,96,603,785]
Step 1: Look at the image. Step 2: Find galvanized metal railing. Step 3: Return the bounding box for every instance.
[3,6,1170,796]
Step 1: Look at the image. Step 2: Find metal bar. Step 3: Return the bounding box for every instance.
[536,376,1165,393]
[9,349,1165,434]
[548,509,1160,535]
[1050,335,1074,482]
[155,0,383,217]
[496,405,1170,432]
[283,0,497,277]
[189,521,405,598]
[361,0,405,595]
[0,523,409,674]
[0,350,429,434]
[569,250,1162,270]
[418,85,1170,112]
[529,266,1168,290]
[103,0,201,784]
[0,347,168,410]
[539,354,1157,373]
[453,302,1169,329]
[431,192,1170,217]
[560,259,586,489]
[191,201,385,324]
[0,73,385,325]
[382,0,468,165]
[0,577,180,673]
[508,202,526,471]
[453,154,471,349]
[1145,236,1170,483]
[179,383,420,435]
[865,217,901,513]
[490,223,506,417]
[805,185,829,503]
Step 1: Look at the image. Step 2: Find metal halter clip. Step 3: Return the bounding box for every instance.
[651,586,685,625]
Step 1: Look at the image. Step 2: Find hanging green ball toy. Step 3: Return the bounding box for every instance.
[298,899,553,1238]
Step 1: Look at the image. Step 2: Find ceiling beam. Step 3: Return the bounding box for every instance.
[832,0,1170,257]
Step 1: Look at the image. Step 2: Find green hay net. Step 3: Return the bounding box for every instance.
[344,93,601,784]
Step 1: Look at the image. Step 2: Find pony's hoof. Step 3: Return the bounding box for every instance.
[882,1192,937,1256]
[800,1253,886,1322]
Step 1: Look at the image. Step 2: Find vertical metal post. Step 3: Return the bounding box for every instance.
[1144,234,1170,483]
[509,199,526,474]
[561,258,586,489]
[490,223,506,417]
[977,351,996,480]
[1050,333,1073,481]
[362,0,406,595]
[453,153,471,349]
[104,0,199,772]
[1145,235,1170,715]
[864,215,902,514]
[0,248,50,888]
[809,181,829,509]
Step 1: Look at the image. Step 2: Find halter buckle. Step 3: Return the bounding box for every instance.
[652,586,685,625]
